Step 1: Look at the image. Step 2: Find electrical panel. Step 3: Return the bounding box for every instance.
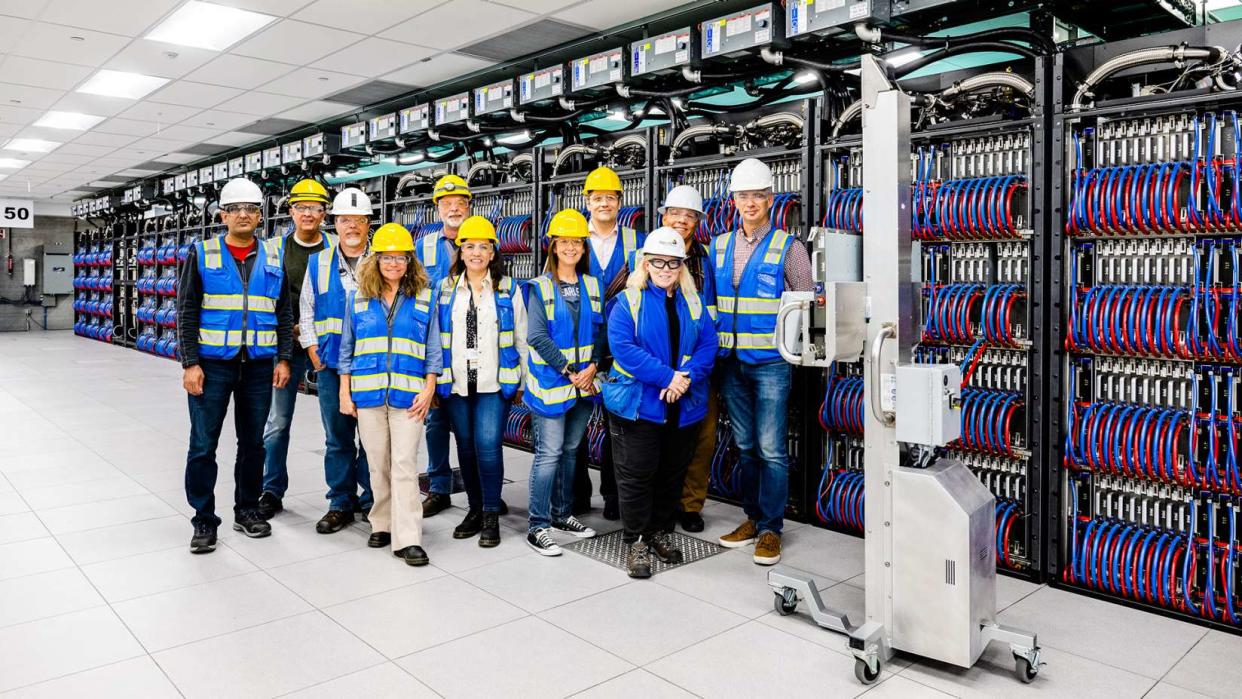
[213,162,228,181]
[341,121,367,149]
[786,0,890,39]
[262,146,281,170]
[302,132,337,159]
[701,4,784,60]
[42,252,71,294]
[368,112,398,142]
[399,104,431,134]
[162,177,175,195]
[244,151,262,173]
[282,140,304,163]
[630,27,697,77]
[175,173,187,191]
[570,47,625,93]
[434,91,471,126]
[229,157,244,178]
[474,79,516,116]
[186,170,198,188]
[518,66,564,105]
[199,166,215,185]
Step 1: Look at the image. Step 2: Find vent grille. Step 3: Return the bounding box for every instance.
[945,559,956,585]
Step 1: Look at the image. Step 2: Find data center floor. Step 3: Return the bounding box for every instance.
[0,331,1237,699]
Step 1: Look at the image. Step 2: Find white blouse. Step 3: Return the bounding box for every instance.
[446,272,529,397]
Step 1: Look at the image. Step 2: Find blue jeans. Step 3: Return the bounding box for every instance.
[443,391,508,513]
[261,349,309,498]
[720,357,792,535]
[528,401,594,532]
[424,405,453,495]
[186,357,274,527]
[315,368,373,512]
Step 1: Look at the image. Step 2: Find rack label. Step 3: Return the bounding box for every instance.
[0,199,34,228]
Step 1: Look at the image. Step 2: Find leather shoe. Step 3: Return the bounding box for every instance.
[395,545,429,566]
[257,492,282,520]
[422,492,452,517]
[453,509,483,539]
[316,510,354,534]
[367,532,391,548]
[679,510,705,533]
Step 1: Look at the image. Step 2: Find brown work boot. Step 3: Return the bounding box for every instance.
[718,520,757,548]
[753,531,781,566]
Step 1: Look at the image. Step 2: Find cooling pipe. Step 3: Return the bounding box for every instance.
[1071,45,1228,110]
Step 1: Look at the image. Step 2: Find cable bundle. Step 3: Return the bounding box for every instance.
[698,196,740,241]
[995,498,1023,568]
[617,206,644,232]
[955,388,1023,456]
[708,419,742,500]
[586,404,607,465]
[814,467,864,532]
[823,187,864,233]
[917,177,1027,241]
[820,373,864,436]
[1065,401,1191,485]
[1066,285,1191,358]
[136,240,158,266]
[503,402,533,449]
[924,283,1023,345]
[496,214,533,254]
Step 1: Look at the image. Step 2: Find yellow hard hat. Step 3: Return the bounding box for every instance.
[371,223,415,252]
[582,166,622,195]
[456,215,497,244]
[288,179,330,205]
[432,174,472,202]
[547,209,589,239]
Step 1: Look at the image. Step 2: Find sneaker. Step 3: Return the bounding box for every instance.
[603,496,620,521]
[454,509,483,539]
[233,510,272,538]
[627,540,653,579]
[718,520,757,549]
[422,492,452,517]
[479,513,500,548]
[552,516,596,538]
[395,545,429,566]
[753,531,782,565]
[367,531,391,548]
[648,531,684,564]
[679,510,705,533]
[189,522,217,554]
[257,492,282,520]
[526,528,562,556]
[316,510,355,534]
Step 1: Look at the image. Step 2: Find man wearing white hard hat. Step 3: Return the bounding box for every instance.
[299,187,375,534]
[601,227,718,578]
[710,158,813,566]
[178,177,294,554]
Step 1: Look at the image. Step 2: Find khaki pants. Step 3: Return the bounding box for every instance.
[680,386,719,513]
[357,404,425,550]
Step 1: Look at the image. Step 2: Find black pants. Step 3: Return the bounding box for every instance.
[608,414,699,543]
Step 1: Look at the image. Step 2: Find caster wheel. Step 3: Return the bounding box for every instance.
[774,589,798,616]
[854,658,880,685]
[1014,656,1038,684]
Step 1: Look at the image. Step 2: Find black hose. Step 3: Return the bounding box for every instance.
[624,84,704,98]
[883,28,1055,55]
[781,53,862,76]
[894,42,1041,78]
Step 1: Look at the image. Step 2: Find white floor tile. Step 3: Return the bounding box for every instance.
[571,669,698,698]
[460,548,629,613]
[900,643,1157,698]
[0,537,74,581]
[541,580,746,665]
[153,611,384,699]
[112,571,312,651]
[398,616,632,698]
[414,523,540,573]
[997,574,1044,611]
[0,511,48,544]
[655,548,817,618]
[268,546,448,608]
[38,493,178,535]
[226,517,370,568]
[56,514,193,566]
[81,543,257,602]
[858,675,955,698]
[1144,683,1216,699]
[0,607,145,692]
[284,662,439,698]
[769,525,866,583]
[0,567,105,628]
[3,457,122,490]
[18,473,148,511]
[757,580,867,656]
[325,574,525,658]
[4,656,180,699]
[0,490,30,515]
[1161,631,1242,699]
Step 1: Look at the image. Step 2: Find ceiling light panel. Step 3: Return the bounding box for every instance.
[34,110,106,130]
[78,70,170,100]
[146,1,277,51]
[0,158,32,169]
[4,138,61,153]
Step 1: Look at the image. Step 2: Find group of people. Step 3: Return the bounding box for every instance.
[175,156,811,578]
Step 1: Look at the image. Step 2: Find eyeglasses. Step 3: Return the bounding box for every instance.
[555,239,585,249]
[647,258,683,270]
[588,194,620,205]
[292,204,325,215]
[378,254,410,265]
[223,204,260,215]
[733,191,771,203]
[663,208,700,220]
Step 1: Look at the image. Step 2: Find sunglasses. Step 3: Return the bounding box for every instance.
[223,204,260,215]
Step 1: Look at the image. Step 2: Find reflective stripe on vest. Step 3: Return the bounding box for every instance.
[523,274,602,417]
[347,288,433,409]
[711,228,793,364]
[195,235,283,361]
[435,275,521,398]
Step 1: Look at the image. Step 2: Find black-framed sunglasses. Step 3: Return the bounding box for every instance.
[647,258,683,270]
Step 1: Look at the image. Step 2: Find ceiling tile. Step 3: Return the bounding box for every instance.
[232,19,364,65]
[13,125,75,142]
[39,0,181,37]
[383,51,494,88]
[491,0,580,12]
[11,23,131,67]
[379,0,535,51]
[209,0,316,15]
[0,82,65,110]
[324,80,410,106]
[0,14,32,45]
[180,143,233,156]
[0,56,93,91]
[93,117,164,137]
[132,158,186,170]
[204,131,260,147]
[104,40,219,80]
[143,123,222,142]
[0,124,23,139]
[457,18,589,62]
[113,168,162,177]
[294,0,438,34]
[0,103,44,128]
[189,57,294,96]
[38,152,95,165]
[179,109,257,131]
[276,100,355,123]
[149,152,200,164]
[149,81,246,109]
[134,136,198,152]
[0,1,50,19]
[57,143,117,157]
[259,67,365,98]
[236,116,305,135]
[118,101,201,125]
[313,38,436,76]
[213,91,306,116]
[48,92,134,117]
[552,0,693,30]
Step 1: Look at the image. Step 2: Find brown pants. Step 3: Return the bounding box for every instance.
[356,404,425,550]
[680,386,719,513]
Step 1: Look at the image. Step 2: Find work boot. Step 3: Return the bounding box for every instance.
[679,510,705,533]
[454,509,483,539]
[627,540,653,579]
[647,531,684,564]
[316,510,354,534]
[718,520,757,548]
[233,510,272,538]
[189,522,217,554]
[257,492,282,520]
[422,492,452,517]
[753,531,782,566]
[479,513,500,548]
[367,532,391,548]
[395,545,429,567]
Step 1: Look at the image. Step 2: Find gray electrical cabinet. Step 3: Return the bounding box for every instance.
[42,253,72,294]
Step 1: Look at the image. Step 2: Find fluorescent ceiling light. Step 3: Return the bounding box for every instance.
[0,174,7,182]
[34,111,106,130]
[498,131,531,144]
[145,1,275,51]
[0,158,31,169]
[398,153,424,164]
[77,70,169,100]
[4,138,61,153]
[794,71,817,85]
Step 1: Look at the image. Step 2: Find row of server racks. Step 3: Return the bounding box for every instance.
[71,19,1242,633]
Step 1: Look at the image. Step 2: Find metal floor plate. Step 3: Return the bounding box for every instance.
[565,530,726,575]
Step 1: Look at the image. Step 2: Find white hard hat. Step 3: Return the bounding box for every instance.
[659,184,704,215]
[639,227,687,259]
[219,177,263,206]
[330,187,372,216]
[729,157,774,192]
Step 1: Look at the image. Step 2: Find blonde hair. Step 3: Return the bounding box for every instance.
[356,251,429,299]
[627,254,698,297]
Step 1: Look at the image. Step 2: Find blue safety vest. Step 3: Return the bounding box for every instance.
[346,288,434,409]
[416,232,455,288]
[305,235,347,368]
[589,226,643,291]
[711,228,794,365]
[436,273,521,399]
[524,273,603,417]
[602,283,711,427]
[194,235,284,361]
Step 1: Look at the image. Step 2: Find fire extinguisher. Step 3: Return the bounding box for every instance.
[4,229,12,277]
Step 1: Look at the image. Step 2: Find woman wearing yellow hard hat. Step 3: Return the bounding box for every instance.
[337,222,441,567]
[433,215,529,548]
[523,209,603,556]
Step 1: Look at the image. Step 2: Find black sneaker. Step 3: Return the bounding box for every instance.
[627,540,653,579]
[422,492,452,517]
[454,509,483,539]
[679,510,705,533]
[648,531,684,564]
[233,510,272,538]
[603,496,620,521]
[316,510,355,534]
[526,528,562,556]
[257,492,283,520]
[552,516,596,539]
[189,522,217,554]
[368,531,391,548]
[479,513,500,548]
[395,545,429,566]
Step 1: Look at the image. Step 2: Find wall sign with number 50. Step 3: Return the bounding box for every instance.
[0,199,34,228]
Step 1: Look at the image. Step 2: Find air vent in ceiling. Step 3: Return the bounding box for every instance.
[325,80,412,106]
[458,19,591,62]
